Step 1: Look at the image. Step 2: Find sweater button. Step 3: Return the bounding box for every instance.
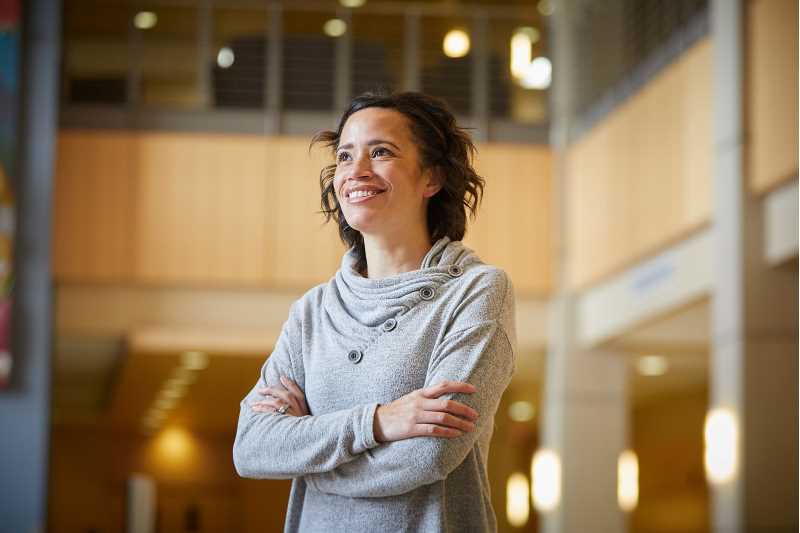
[420,286,435,300]
[382,318,397,332]
[447,264,463,277]
[347,349,363,364]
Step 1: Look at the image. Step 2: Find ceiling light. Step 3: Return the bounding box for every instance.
[339,0,366,7]
[537,0,555,16]
[133,11,157,30]
[443,29,470,58]
[518,56,552,90]
[516,26,540,45]
[155,396,177,411]
[181,351,209,371]
[217,46,234,69]
[323,18,347,38]
[636,355,669,376]
[508,401,536,422]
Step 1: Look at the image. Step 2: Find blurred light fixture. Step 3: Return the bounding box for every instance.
[704,407,739,484]
[617,450,639,512]
[531,449,561,512]
[443,29,470,58]
[537,0,555,16]
[133,11,157,30]
[506,472,530,527]
[637,354,669,376]
[508,400,536,422]
[323,18,347,38]
[155,396,177,411]
[161,385,185,400]
[156,427,193,463]
[519,57,552,90]
[181,351,209,371]
[339,0,366,7]
[217,46,235,69]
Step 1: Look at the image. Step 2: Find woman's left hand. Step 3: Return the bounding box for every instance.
[250,375,309,416]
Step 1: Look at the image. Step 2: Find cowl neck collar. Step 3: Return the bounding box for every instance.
[323,236,481,330]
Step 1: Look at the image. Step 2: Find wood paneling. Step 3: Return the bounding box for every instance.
[53,131,137,281]
[566,39,713,290]
[54,131,552,293]
[133,133,270,284]
[467,144,552,296]
[265,137,344,287]
[747,0,799,193]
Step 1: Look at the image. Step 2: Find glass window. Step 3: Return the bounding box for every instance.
[420,15,472,116]
[211,7,268,110]
[63,0,130,105]
[136,6,201,109]
[282,9,336,112]
[351,12,404,97]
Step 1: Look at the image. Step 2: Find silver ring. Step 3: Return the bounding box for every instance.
[277,404,289,414]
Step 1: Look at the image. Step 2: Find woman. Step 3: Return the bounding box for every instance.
[233,92,516,532]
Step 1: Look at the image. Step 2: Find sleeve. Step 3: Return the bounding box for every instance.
[232,301,381,480]
[302,318,515,497]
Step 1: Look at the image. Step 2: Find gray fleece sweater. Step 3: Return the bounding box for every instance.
[233,236,517,533]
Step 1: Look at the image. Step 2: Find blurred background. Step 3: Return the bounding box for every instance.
[0,0,797,532]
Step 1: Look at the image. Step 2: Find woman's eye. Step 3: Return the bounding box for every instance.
[372,147,391,157]
[336,152,351,163]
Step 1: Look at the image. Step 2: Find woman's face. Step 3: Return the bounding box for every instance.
[333,107,441,239]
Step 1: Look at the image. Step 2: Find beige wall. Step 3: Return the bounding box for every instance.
[566,39,713,290]
[747,0,799,194]
[53,131,552,296]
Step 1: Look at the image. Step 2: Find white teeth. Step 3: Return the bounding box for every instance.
[349,190,381,199]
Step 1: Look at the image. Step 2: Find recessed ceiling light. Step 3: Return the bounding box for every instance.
[508,400,536,422]
[217,46,235,69]
[443,29,470,58]
[537,0,555,17]
[323,18,347,38]
[181,351,209,371]
[133,11,157,30]
[340,0,366,7]
[637,355,669,376]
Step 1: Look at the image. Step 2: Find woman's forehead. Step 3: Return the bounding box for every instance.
[340,108,411,144]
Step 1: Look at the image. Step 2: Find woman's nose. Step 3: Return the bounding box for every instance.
[348,153,374,179]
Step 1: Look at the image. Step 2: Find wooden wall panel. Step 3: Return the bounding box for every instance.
[566,39,713,290]
[466,144,552,296]
[747,0,798,193]
[54,132,552,293]
[133,133,270,285]
[53,131,136,282]
[265,137,344,288]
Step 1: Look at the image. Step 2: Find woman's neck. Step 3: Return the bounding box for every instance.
[362,228,433,279]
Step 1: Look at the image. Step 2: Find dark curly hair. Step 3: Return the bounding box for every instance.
[310,91,485,275]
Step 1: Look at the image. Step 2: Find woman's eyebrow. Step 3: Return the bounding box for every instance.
[337,139,401,152]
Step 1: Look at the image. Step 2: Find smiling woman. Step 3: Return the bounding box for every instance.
[233,92,517,533]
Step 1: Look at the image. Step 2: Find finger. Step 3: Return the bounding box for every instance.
[262,385,292,405]
[420,380,476,399]
[423,398,479,421]
[280,376,309,413]
[417,411,476,433]
[250,398,282,411]
[412,424,464,439]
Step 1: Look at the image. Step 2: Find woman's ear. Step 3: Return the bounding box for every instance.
[422,166,444,198]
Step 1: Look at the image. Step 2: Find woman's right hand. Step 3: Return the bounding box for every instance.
[373,380,479,443]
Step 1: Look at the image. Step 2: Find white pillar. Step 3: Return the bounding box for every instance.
[540,2,629,531]
[710,1,799,531]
